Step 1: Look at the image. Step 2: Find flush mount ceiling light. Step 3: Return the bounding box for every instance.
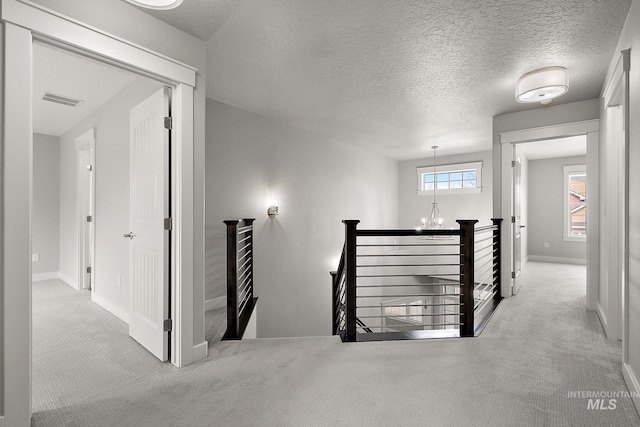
[516,66,569,104]
[125,0,183,10]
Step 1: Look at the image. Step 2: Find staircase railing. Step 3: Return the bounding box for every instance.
[330,219,502,342]
[223,218,257,340]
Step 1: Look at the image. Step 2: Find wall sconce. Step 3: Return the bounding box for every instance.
[267,200,279,218]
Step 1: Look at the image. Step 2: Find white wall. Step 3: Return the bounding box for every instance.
[527,156,587,263]
[206,98,399,338]
[602,0,640,411]
[399,151,493,228]
[33,133,60,275]
[59,78,162,313]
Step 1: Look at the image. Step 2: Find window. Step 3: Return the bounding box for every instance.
[563,165,587,241]
[417,161,482,195]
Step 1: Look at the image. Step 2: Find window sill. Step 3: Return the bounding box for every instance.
[418,187,482,196]
[563,236,586,242]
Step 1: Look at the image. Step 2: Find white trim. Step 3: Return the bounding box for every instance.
[499,119,599,144]
[31,271,58,282]
[2,0,197,85]
[562,164,587,242]
[3,22,33,426]
[623,363,640,415]
[527,255,586,265]
[205,296,226,312]
[192,341,208,361]
[57,271,78,289]
[91,292,130,324]
[75,129,95,292]
[0,416,5,427]
[597,301,609,337]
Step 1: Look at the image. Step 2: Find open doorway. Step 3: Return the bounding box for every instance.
[31,40,172,416]
[509,136,588,296]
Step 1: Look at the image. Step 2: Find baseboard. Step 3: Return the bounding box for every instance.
[596,301,608,337]
[0,415,4,427]
[623,362,640,415]
[193,341,208,361]
[205,296,225,312]
[57,272,78,289]
[91,292,130,324]
[528,255,586,265]
[32,271,59,282]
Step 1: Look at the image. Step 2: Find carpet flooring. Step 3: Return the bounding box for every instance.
[32,262,640,426]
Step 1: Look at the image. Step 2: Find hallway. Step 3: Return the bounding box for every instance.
[32,262,640,426]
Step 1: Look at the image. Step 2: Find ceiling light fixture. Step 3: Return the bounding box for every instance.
[516,66,569,105]
[124,0,183,10]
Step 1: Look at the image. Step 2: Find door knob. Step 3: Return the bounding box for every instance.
[123,232,135,239]
[520,225,526,228]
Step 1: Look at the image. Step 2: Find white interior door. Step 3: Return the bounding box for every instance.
[128,87,171,361]
[512,146,523,294]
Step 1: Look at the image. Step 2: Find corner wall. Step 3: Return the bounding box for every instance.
[205,98,399,338]
[32,133,60,276]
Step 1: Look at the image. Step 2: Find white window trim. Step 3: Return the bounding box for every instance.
[417,161,482,195]
[563,164,587,242]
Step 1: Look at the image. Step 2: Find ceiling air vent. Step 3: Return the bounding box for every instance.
[41,92,83,107]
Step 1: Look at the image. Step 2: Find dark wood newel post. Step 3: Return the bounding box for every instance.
[457,219,478,337]
[224,220,240,339]
[491,218,503,300]
[343,220,360,342]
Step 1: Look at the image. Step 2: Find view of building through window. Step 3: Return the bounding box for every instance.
[568,171,587,237]
[423,170,477,191]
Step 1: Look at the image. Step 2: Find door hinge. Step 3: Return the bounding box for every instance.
[87,215,93,222]
[87,164,93,172]
[511,216,516,223]
[163,319,172,332]
[86,266,92,274]
[511,160,516,167]
[511,271,516,279]
[164,116,172,130]
[164,217,172,231]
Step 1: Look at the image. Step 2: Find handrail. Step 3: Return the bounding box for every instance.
[223,218,257,340]
[331,218,502,342]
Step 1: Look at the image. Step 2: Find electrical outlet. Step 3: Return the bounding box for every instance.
[117,275,121,287]
[544,242,549,248]
[32,253,39,262]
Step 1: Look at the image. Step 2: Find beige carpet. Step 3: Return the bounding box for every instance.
[32,262,640,426]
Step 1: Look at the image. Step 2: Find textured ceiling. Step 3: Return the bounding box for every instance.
[33,42,137,136]
[137,0,631,159]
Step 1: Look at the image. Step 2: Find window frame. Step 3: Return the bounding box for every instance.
[416,161,483,195]
[563,164,587,242]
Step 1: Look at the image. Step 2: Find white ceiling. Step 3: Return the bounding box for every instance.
[517,136,586,161]
[33,42,138,136]
[134,1,631,160]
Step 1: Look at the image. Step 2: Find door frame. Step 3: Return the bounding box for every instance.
[602,50,630,370]
[2,0,197,424]
[75,128,95,292]
[499,119,599,301]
